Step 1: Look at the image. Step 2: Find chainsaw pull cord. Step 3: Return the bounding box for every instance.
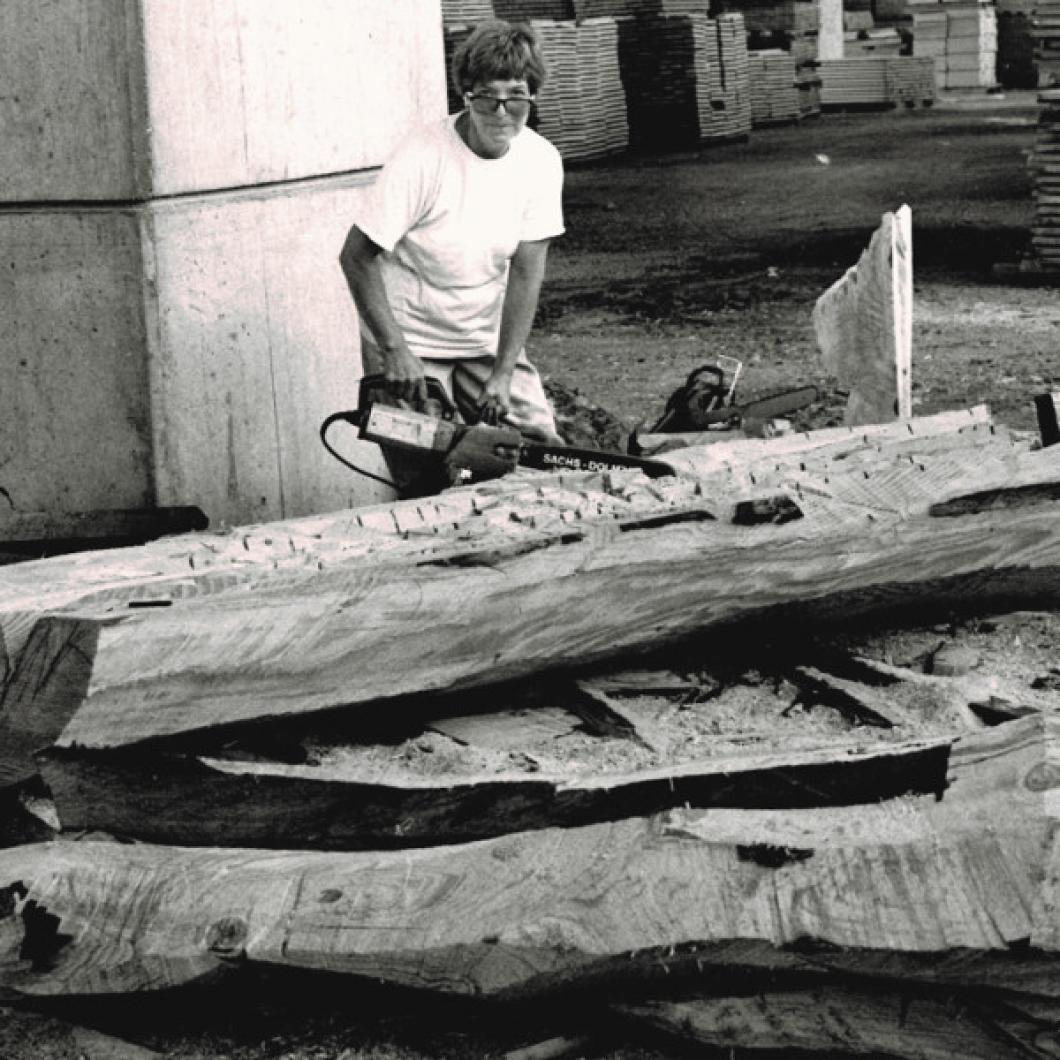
[318,410,400,490]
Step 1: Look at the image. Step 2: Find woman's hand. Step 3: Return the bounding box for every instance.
[382,344,428,406]
[476,368,514,425]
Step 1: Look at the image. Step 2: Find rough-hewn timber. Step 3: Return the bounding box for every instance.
[0,417,1053,754]
[0,716,1054,999]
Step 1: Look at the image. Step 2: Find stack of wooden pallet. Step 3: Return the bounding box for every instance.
[1028,87,1060,268]
[619,13,752,148]
[494,0,577,17]
[716,0,822,115]
[441,0,496,19]
[576,17,632,157]
[943,0,999,89]
[911,0,951,84]
[533,17,631,161]
[815,54,937,104]
[910,0,998,90]
[749,48,801,124]
[573,0,709,14]
[0,396,1058,1058]
[846,25,904,55]
[996,0,1039,88]
[1035,0,1060,85]
[705,14,755,139]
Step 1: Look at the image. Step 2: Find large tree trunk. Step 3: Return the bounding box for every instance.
[1,415,1057,755]
[0,715,1054,999]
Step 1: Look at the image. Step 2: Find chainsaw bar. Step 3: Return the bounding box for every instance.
[518,443,674,479]
[699,384,820,427]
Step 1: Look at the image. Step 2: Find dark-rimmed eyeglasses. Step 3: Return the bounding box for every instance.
[465,93,534,117]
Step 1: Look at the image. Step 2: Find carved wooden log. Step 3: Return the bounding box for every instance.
[0,406,998,682]
[0,716,1054,999]
[0,431,1056,753]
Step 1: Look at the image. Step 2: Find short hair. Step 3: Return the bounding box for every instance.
[451,20,547,97]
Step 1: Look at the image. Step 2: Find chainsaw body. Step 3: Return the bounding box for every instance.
[322,374,673,496]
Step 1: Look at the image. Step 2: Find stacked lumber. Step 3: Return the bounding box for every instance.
[494,0,577,16]
[749,48,801,124]
[814,55,936,104]
[911,0,951,85]
[943,0,999,88]
[441,0,495,19]
[795,67,824,114]
[910,0,998,89]
[573,0,709,14]
[0,2,446,528]
[443,23,476,114]
[728,0,820,33]
[716,0,821,112]
[845,25,904,54]
[705,14,755,140]
[1028,87,1060,269]
[533,18,630,161]
[0,402,1059,1060]
[619,13,754,148]
[1035,0,1060,85]
[996,0,1039,87]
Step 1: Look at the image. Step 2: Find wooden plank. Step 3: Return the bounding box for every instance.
[812,206,914,426]
[34,446,1060,750]
[0,0,446,200]
[0,717,1053,999]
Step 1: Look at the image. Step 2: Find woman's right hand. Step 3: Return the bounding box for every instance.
[382,344,428,407]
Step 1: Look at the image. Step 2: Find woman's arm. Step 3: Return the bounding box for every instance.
[339,225,427,404]
[478,237,551,421]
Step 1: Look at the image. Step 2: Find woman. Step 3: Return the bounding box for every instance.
[339,19,565,449]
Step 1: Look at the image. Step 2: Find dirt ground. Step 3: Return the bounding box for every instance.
[5,93,1060,1060]
[531,91,1059,434]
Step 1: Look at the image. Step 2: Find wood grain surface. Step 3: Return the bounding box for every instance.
[0,717,1054,999]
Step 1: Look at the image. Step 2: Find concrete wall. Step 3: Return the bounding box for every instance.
[1,2,445,526]
[0,0,446,200]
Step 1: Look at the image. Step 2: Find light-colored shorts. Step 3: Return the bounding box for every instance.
[361,342,560,442]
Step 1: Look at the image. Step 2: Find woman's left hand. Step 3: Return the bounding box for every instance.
[476,369,514,426]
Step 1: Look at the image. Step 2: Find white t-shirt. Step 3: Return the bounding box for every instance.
[354,114,565,358]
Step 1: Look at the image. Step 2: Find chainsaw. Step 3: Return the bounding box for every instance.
[320,374,675,496]
[629,356,819,454]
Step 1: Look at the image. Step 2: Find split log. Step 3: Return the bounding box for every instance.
[812,205,913,425]
[0,716,1054,999]
[11,440,1057,752]
[38,731,955,849]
